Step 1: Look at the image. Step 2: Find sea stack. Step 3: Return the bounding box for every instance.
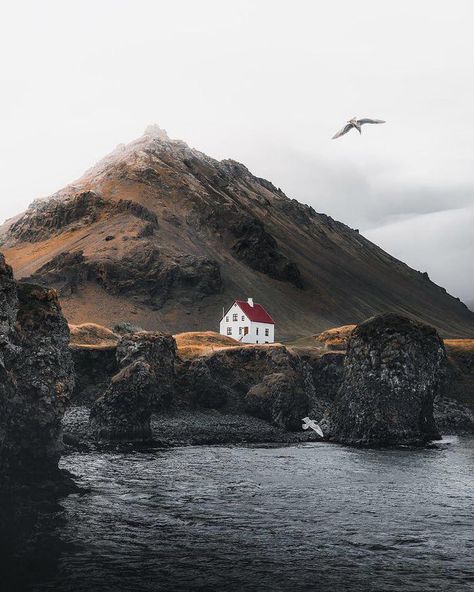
[327,313,447,447]
[90,331,177,441]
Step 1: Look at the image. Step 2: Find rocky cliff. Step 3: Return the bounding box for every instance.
[1,125,473,339]
[326,314,447,446]
[0,254,74,485]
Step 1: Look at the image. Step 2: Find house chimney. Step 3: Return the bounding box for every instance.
[247,297,254,307]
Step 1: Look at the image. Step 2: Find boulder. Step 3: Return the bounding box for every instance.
[0,254,74,483]
[327,314,447,447]
[90,332,177,441]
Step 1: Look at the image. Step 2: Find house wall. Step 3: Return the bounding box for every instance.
[246,321,274,344]
[219,302,275,344]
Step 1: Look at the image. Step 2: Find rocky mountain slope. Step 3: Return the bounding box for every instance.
[1,125,473,339]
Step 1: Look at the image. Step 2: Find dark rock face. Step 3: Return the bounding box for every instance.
[28,243,222,307]
[90,332,177,441]
[8,191,160,245]
[298,351,345,421]
[231,218,303,289]
[30,250,88,296]
[70,346,119,403]
[8,191,106,242]
[434,396,474,434]
[327,314,448,447]
[0,254,74,483]
[245,372,308,430]
[176,345,314,429]
[176,358,229,409]
[0,254,18,335]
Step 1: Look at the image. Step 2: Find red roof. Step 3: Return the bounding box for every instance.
[235,300,275,324]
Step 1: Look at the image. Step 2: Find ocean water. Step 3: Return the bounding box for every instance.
[4,437,473,592]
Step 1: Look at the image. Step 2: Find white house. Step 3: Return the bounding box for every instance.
[219,298,275,344]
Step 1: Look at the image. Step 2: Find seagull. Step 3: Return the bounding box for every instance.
[332,117,386,139]
[302,417,324,438]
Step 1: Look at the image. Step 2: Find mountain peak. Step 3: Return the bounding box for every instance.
[143,124,170,141]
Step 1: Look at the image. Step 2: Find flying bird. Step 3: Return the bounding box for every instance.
[332,117,386,139]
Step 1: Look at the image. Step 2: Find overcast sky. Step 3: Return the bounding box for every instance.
[1,0,473,302]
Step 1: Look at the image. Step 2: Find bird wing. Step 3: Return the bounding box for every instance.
[357,118,386,125]
[332,123,354,139]
[314,424,324,438]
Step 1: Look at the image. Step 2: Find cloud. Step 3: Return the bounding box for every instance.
[364,205,474,302]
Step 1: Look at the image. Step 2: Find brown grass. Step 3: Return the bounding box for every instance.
[444,339,474,352]
[174,331,241,359]
[69,322,120,350]
[314,325,356,349]
[288,324,356,352]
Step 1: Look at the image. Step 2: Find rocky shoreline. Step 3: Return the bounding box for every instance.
[62,406,322,451]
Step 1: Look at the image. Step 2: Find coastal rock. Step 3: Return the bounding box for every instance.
[177,345,314,429]
[434,396,474,434]
[245,372,308,430]
[0,254,74,483]
[327,314,447,447]
[90,332,177,441]
[0,254,18,337]
[69,323,120,403]
[71,347,118,403]
[176,358,229,409]
[299,351,345,421]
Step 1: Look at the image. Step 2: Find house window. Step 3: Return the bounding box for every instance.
[256,328,259,335]
[265,328,269,337]
[233,314,238,321]
[256,340,259,343]
[226,316,229,322]
[239,327,243,335]
[227,327,232,335]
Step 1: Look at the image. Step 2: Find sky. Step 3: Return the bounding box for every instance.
[1,0,473,303]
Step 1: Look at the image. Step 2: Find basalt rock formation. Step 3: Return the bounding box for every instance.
[293,325,474,434]
[434,338,474,432]
[0,254,74,484]
[177,344,315,430]
[69,323,120,403]
[1,125,473,338]
[245,372,308,430]
[90,332,177,441]
[326,314,448,447]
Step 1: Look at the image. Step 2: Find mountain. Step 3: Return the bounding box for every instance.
[1,125,473,339]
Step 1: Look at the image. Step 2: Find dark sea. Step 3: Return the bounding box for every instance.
[3,437,473,592]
